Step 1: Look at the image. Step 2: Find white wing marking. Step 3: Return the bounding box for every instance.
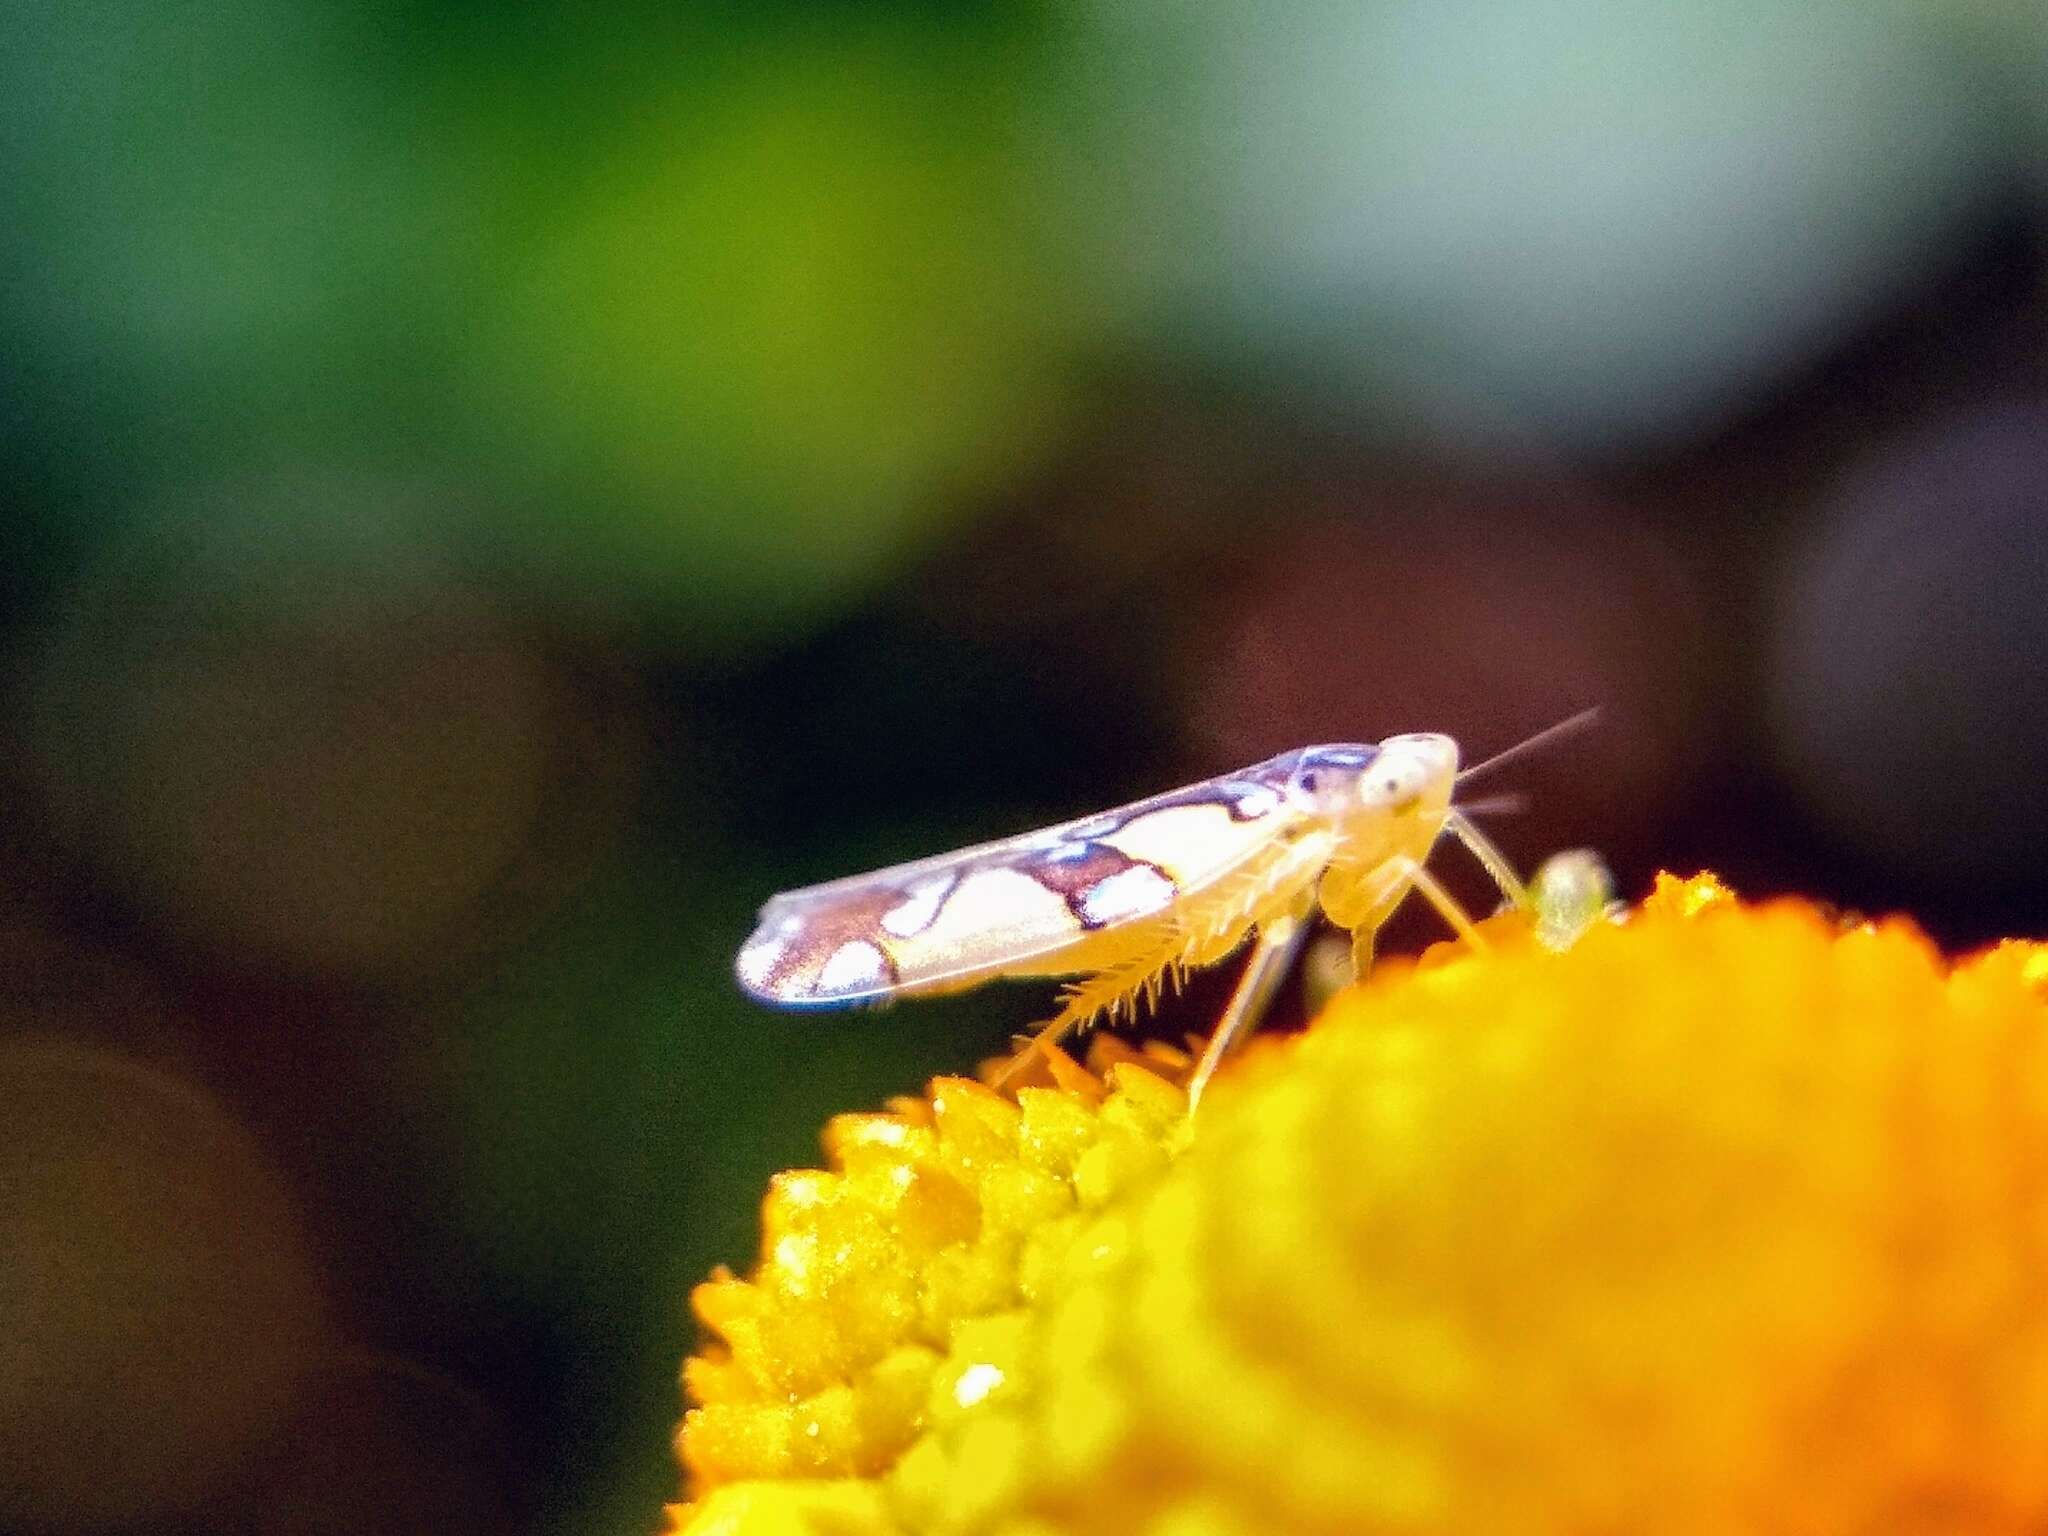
[737,764,1308,1006]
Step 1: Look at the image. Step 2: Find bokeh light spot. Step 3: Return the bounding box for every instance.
[0,1042,323,1529]
[1771,400,2048,896]
[462,26,1087,644]
[29,482,563,980]
[1096,0,1997,448]
[1180,485,1702,876]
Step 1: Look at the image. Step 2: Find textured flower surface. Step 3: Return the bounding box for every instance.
[669,875,2048,1535]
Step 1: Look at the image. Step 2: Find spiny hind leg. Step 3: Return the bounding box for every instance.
[994,929,1189,1089]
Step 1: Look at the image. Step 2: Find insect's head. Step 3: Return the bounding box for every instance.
[1282,735,1458,824]
[1360,732,1460,819]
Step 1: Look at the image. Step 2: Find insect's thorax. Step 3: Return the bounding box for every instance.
[1318,803,1450,929]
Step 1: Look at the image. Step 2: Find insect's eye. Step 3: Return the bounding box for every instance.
[1297,770,1319,793]
[1361,769,1412,806]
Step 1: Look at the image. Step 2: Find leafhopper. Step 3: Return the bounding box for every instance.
[737,716,1593,1106]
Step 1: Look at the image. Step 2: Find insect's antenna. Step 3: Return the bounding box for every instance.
[1451,791,1528,819]
[1455,707,1600,788]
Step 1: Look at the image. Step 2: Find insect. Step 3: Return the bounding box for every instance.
[736,715,1594,1108]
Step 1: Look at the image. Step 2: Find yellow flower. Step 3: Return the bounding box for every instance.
[670,875,2048,1534]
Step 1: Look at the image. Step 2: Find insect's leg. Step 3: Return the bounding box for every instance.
[1443,808,1532,913]
[1327,858,1422,985]
[993,926,1188,1090]
[1350,922,1378,983]
[1186,909,1314,1113]
[995,996,1115,1090]
[1337,853,1491,970]
[1402,857,1490,950]
[993,1012,1082,1091]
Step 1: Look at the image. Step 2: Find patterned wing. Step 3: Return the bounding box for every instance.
[734,762,1305,1007]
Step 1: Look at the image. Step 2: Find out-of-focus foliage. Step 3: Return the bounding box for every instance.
[1096,0,2005,446]
[5,5,1095,648]
[459,23,1091,640]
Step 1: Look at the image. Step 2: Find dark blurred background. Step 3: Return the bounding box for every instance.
[3,2,2046,1531]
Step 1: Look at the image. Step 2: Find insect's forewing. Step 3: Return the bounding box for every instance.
[735,761,1306,1007]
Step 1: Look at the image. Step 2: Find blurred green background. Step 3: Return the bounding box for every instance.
[3,2,2046,1531]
